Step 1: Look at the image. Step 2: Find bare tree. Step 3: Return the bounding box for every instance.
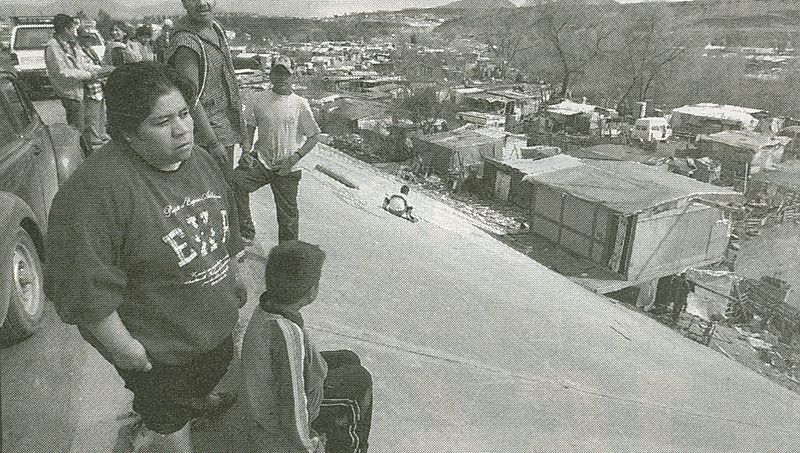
[480,10,534,81]
[614,6,689,111]
[529,0,613,98]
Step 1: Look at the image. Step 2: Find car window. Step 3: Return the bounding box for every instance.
[13,27,52,50]
[0,78,31,131]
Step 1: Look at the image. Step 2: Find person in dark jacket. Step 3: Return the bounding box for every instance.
[167,0,243,183]
[103,21,129,67]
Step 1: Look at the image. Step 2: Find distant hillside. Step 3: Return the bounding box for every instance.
[0,0,182,20]
[441,0,517,8]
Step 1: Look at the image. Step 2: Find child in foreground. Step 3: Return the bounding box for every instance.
[241,240,372,453]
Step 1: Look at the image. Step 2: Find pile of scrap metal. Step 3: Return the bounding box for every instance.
[728,276,798,343]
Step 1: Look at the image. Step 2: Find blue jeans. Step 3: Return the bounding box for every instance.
[232,158,300,243]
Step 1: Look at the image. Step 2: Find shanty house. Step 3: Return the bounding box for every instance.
[483,156,569,208]
[696,130,790,183]
[670,103,768,139]
[545,100,612,134]
[518,155,739,292]
[413,125,526,179]
[318,97,391,136]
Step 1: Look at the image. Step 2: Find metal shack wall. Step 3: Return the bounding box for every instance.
[627,204,730,282]
[528,182,618,266]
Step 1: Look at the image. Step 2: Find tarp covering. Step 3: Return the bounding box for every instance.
[671,103,765,131]
[522,157,739,214]
[698,130,790,150]
[497,154,583,176]
[684,268,741,321]
[547,99,600,116]
[750,161,800,190]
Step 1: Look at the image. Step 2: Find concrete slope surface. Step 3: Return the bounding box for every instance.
[215,144,800,453]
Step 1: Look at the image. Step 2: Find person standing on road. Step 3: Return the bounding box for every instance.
[166,0,243,183]
[232,55,321,245]
[44,14,99,144]
[154,18,173,63]
[76,26,111,151]
[103,21,129,67]
[44,62,246,453]
[125,25,156,63]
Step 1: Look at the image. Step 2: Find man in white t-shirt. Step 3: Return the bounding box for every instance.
[232,55,321,244]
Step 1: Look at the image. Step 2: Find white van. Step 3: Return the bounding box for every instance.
[631,117,671,142]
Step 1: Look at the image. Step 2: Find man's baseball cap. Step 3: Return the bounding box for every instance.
[271,55,294,74]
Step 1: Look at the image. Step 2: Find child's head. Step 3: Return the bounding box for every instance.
[263,240,326,307]
[400,185,410,195]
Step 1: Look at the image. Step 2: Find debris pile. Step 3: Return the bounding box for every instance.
[729,276,799,345]
[329,134,381,163]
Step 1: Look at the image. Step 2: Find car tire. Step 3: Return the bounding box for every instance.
[0,227,45,347]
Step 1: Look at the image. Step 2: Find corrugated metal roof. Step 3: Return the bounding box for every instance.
[464,92,508,103]
[415,126,503,150]
[329,98,389,120]
[521,157,739,214]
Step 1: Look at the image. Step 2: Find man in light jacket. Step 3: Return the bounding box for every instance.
[44,14,99,137]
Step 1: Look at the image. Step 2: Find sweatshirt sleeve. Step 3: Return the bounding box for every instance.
[274,318,317,452]
[242,313,318,452]
[44,177,127,327]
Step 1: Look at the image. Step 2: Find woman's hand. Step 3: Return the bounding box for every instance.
[111,339,153,371]
[231,259,248,309]
[85,311,152,371]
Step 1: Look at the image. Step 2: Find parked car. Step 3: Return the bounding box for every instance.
[0,68,84,346]
[3,16,104,99]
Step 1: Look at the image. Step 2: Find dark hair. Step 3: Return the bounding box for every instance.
[400,185,410,195]
[262,241,326,306]
[104,62,195,141]
[52,14,75,33]
[135,25,153,39]
[109,21,128,40]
